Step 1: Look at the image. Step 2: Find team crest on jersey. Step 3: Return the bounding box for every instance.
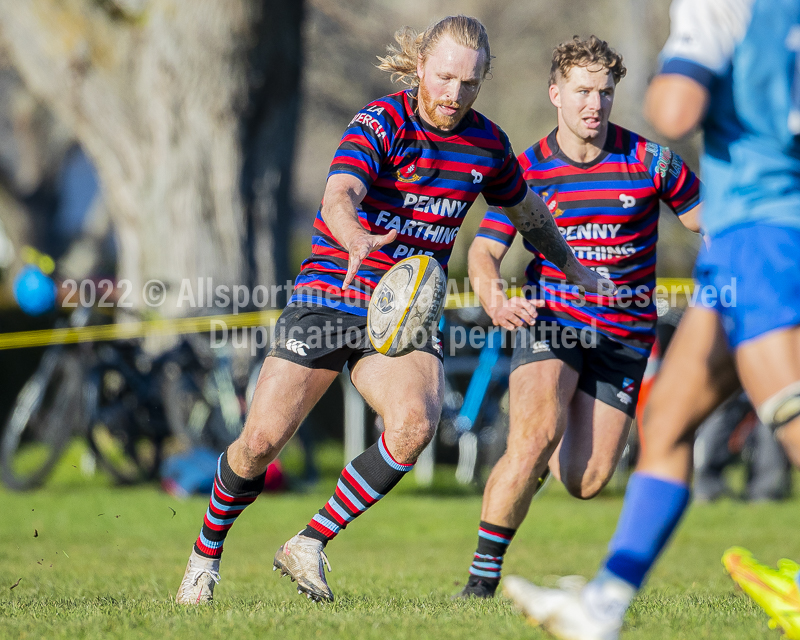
[541,190,563,217]
[396,159,421,183]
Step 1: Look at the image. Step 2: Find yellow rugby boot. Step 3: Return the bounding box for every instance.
[722,546,800,639]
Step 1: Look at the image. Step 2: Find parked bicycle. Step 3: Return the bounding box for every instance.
[0,305,252,491]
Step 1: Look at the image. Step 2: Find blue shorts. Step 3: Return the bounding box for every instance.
[694,223,800,349]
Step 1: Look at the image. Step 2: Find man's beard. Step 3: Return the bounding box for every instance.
[418,81,472,131]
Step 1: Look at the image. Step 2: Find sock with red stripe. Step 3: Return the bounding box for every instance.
[193,450,266,559]
[301,433,414,545]
[468,521,517,584]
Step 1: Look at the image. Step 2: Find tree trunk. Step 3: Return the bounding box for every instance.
[242,0,304,305]
[0,0,303,313]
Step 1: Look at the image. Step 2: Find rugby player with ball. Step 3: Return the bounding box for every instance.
[176,15,610,605]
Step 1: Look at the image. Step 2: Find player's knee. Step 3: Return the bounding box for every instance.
[382,404,437,451]
[562,469,608,500]
[564,481,602,500]
[506,423,560,464]
[641,393,673,440]
[396,394,439,428]
[407,416,437,448]
[238,430,279,465]
[640,406,687,459]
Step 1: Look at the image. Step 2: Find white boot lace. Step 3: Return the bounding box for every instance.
[319,550,332,573]
[188,565,221,587]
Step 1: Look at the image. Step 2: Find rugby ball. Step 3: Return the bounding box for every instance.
[367,256,446,357]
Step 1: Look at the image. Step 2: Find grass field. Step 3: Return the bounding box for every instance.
[1,441,797,640]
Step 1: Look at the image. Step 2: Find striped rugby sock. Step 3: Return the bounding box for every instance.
[468,521,517,583]
[302,433,414,544]
[193,450,266,559]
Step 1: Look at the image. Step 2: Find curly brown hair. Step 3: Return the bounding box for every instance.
[376,16,491,87]
[549,35,626,86]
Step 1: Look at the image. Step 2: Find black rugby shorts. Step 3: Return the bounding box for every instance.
[510,320,648,417]
[268,303,444,373]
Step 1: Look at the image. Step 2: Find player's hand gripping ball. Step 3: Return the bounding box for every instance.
[367,256,446,357]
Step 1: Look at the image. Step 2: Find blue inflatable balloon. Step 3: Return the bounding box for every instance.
[13,265,57,316]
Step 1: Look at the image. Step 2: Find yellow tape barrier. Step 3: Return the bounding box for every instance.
[0,278,695,351]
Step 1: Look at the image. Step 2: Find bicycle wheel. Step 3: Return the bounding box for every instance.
[0,349,84,490]
[160,338,247,451]
[162,363,218,448]
[85,363,163,484]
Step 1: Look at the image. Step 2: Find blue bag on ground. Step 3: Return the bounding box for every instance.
[161,447,220,498]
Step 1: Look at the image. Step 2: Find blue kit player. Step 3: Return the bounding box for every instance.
[503,1,800,639]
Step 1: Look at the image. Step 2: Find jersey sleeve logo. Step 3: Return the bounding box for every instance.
[542,190,563,217]
[656,148,673,178]
[471,169,484,184]
[396,158,421,183]
[646,141,679,179]
[349,109,388,140]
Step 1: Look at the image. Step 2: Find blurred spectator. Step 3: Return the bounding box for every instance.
[694,391,792,502]
[52,146,116,281]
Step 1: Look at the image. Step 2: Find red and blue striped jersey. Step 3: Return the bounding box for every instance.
[291,89,529,315]
[477,124,701,355]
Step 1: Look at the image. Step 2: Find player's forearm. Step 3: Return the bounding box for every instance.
[467,244,507,316]
[504,191,579,275]
[320,184,370,251]
[678,205,702,233]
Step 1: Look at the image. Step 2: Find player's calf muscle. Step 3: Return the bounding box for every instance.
[383,403,439,462]
[386,432,434,464]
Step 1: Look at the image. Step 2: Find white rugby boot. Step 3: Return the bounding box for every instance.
[175,550,221,605]
[273,533,334,602]
[503,572,632,640]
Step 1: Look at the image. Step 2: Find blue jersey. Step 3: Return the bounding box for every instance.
[659,0,800,236]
